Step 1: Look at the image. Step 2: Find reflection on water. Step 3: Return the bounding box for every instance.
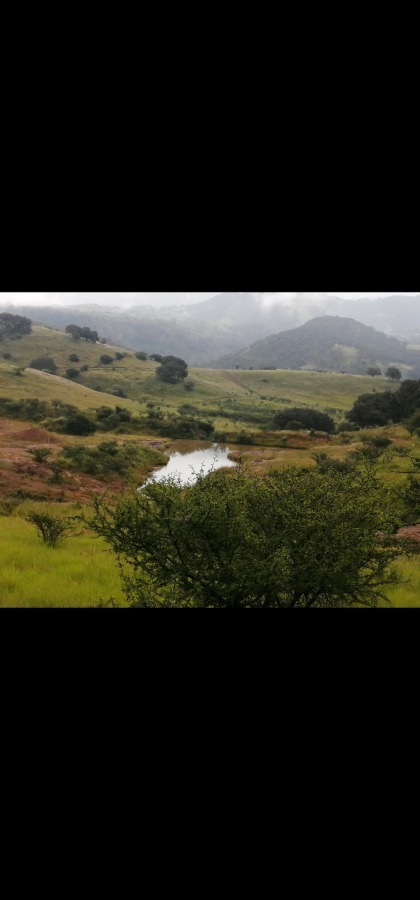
[146,442,237,487]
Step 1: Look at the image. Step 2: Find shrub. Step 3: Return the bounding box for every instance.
[69,354,80,363]
[63,414,96,436]
[28,448,51,464]
[27,513,72,548]
[30,357,57,374]
[80,364,89,372]
[100,354,114,365]
[135,352,148,361]
[66,368,80,379]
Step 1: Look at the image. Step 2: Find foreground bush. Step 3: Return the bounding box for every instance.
[90,466,401,608]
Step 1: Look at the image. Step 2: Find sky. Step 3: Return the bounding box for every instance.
[0,291,418,307]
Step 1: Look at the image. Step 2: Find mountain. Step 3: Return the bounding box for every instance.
[215,316,420,376]
[1,293,420,365]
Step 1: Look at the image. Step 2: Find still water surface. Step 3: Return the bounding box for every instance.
[147,442,237,486]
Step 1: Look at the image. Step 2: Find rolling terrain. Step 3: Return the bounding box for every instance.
[1,319,420,608]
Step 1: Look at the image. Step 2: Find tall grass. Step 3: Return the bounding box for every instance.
[0,512,124,607]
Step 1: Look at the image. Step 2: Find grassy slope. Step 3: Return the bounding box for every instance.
[0,326,397,427]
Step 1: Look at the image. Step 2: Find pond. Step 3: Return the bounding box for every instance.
[146,441,237,487]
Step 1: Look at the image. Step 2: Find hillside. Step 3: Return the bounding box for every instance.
[0,323,398,425]
[216,316,420,376]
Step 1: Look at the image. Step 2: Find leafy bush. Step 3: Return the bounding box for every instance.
[30,356,57,374]
[135,352,148,361]
[69,354,80,363]
[27,513,72,548]
[90,465,402,608]
[100,354,114,365]
[274,408,335,434]
[28,448,51,464]
[63,414,96,436]
[66,368,80,379]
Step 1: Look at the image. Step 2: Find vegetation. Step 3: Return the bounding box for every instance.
[273,408,335,434]
[156,356,189,384]
[347,379,420,428]
[30,356,57,374]
[65,325,99,343]
[27,512,72,548]
[0,313,32,340]
[90,465,402,608]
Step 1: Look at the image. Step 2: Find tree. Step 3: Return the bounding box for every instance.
[90,465,401,608]
[150,354,162,363]
[156,356,189,384]
[273,408,335,434]
[66,368,80,379]
[0,313,32,339]
[63,414,96,436]
[100,354,114,366]
[367,367,382,377]
[386,366,402,381]
[135,352,148,361]
[66,325,99,343]
[30,356,57,374]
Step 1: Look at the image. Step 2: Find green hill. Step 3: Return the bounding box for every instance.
[217,316,420,376]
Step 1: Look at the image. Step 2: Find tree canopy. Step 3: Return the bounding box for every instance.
[0,313,32,339]
[273,408,335,434]
[156,356,189,384]
[91,465,401,608]
[65,325,99,343]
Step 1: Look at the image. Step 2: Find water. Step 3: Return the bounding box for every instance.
[146,442,237,487]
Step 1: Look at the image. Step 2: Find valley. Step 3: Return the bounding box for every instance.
[1,307,420,608]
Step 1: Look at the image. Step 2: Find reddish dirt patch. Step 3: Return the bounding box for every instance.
[397,525,420,544]
[11,427,58,443]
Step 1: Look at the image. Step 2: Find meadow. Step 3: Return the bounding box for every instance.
[0,502,125,608]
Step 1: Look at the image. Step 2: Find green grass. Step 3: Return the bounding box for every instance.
[1,497,419,608]
[0,504,124,607]
[383,557,420,608]
[0,326,398,433]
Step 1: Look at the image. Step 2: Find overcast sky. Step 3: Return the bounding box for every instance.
[0,291,418,307]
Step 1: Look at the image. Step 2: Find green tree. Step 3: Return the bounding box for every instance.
[90,466,401,608]
[367,367,382,377]
[386,366,402,381]
[156,356,188,384]
[64,414,96,436]
[30,356,57,374]
[0,313,32,339]
[273,408,335,434]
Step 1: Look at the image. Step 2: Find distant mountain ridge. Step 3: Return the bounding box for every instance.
[1,293,419,365]
[216,316,420,376]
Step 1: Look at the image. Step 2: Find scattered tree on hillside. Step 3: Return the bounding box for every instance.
[100,354,114,365]
[66,325,99,343]
[66,368,80,379]
[135,352,148,361]
[156,356,189,384]
[386,366,402,381]
[273,408,335,434]
[90,465,401,608]
[0,313,32,339]
[367,367,382,377]
[30,356,57,374]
